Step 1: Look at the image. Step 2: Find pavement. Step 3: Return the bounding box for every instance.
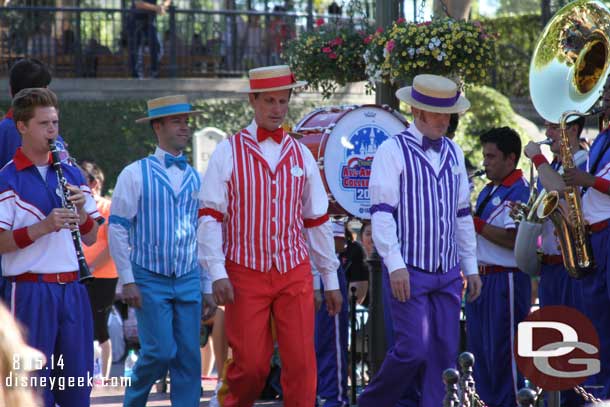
[90,363,284,407]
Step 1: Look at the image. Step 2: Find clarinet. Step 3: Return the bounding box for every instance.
[48,139,94,283]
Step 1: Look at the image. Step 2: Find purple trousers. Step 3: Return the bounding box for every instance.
[358,267,462,407]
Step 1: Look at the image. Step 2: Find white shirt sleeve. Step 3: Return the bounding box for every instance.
[369,138,406,274]
[108,163,141,285]
[197,140,232,283]
[453,144,478,276]
[301,146,339,290]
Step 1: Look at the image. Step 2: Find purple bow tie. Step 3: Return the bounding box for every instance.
[422,136,442,152]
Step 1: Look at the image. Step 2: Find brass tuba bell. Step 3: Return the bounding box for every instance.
[530,0,610,123]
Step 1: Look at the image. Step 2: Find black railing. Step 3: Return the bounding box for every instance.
[0,5,360,78]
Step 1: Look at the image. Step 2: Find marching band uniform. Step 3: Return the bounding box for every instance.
[108,96,207,406]
[467,167,530,407]
[198,65,339,406]
[0,89,100,407]
[314,221,350,407]
[358,75,478,407]
[580,127,610,398]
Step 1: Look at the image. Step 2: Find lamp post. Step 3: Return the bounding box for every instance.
[367,0,400,379]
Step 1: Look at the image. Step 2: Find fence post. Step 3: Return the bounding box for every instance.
[517,388,537,407]
[168,5,177,78]
[366,250,386,377]
[442,368,460,407]
[75,9,83,76]
[306,0,313,31]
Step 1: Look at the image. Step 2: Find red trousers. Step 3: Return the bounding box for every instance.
[223,260,316,407]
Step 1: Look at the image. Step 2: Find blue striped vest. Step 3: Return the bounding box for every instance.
[130,156,201,277]
[395,132,461,273]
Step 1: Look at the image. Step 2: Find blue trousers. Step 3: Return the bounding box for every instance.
[3,278,93,407]
[539,262,586,406]
[465,270,531,407]
[581,226,610,399]
[359,268,462,407]
[315,267,348,407]
[123,264,201,407]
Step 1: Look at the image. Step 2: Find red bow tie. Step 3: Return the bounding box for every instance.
[257,127,284,144]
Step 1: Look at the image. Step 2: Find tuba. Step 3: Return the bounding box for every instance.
[527,0,610,278]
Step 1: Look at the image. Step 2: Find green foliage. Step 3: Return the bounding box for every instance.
[0,99,325,194]
[480,14,542,97]
[282,19,373,98]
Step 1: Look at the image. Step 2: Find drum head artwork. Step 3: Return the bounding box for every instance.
[323,106,406,219]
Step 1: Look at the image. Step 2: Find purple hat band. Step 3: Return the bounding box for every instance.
[411,88,460,107]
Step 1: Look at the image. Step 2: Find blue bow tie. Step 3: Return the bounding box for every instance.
[422,136,443,152]
[165,154,187,170]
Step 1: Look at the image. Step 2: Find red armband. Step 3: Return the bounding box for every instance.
[13,227,34,249]
[473,216,486,234]
[79,216,95,235]
[531,154,549,169]
[593,177,610,194]
[198,208,224,222]
[303,214,329,228]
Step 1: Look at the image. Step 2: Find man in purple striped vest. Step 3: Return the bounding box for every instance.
[467,127,531,407]
[358,74,482,407]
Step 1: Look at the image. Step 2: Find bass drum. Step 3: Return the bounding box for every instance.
[294,105,408,219]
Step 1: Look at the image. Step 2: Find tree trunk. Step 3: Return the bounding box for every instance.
[433,0,472,20]
[541,0,552,26]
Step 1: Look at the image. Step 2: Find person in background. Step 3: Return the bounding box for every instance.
[81,160,118,382]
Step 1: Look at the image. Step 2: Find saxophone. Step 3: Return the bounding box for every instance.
[535,112,594,279]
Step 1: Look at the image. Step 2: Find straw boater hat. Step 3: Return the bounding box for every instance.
[395,74,470,114]
[135,95,204,123]
[239,65,307,93]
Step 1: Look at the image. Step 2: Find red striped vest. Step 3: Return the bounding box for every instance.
[225,129,309,272]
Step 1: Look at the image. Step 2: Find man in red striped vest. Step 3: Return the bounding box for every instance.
[198,65,342,407]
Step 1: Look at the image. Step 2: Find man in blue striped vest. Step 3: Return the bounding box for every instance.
[358,74,482,407]
[467,127,531,407]
[108,95,209,407]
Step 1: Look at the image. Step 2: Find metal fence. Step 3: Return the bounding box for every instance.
[0,5,355,78]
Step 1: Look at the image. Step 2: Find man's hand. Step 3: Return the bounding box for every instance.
[524,141,542,159]
[43,208,80,233]
[212,278,235,306]
[314,289,323,311]
[349,281,369,304]
[122,283,142,308]
[201,293,218,323]
[563,167,595,188]
[465,274,482,302]
[324,289,342,316]
[390,268,410,302]
[66,184,86,213]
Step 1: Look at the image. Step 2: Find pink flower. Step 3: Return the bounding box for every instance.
[322,47,332,53]
[328,53,338,59]
[329,37,344,46]
[364,35,373,44]
[376,27,384,34]
[417,21,431,27]
[385,39,396,53]
[396,18,406,24]
[315,18,325,27]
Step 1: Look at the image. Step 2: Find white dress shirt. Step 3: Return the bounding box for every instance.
[369,123,478,276]
[198,120,340,290]
[108,146,211,292]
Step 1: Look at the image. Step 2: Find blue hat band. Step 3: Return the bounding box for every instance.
[148,103,191,118]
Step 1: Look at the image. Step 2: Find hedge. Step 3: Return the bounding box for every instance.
[0,99,324,194]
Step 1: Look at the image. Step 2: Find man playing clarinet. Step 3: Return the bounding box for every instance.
[0,87,101,407]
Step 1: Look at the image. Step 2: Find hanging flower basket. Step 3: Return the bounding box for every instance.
[364,18,496,88]
[282,18,373,98]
